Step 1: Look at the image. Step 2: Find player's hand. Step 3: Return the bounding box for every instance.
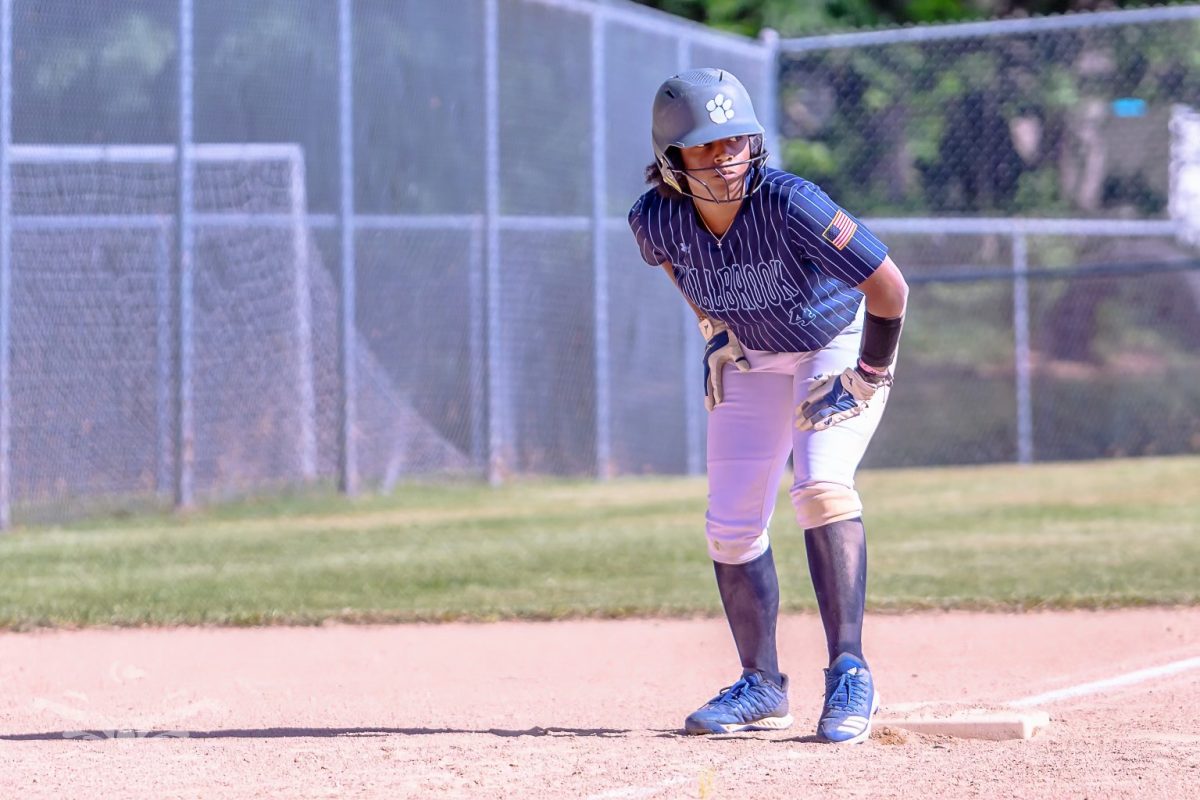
[700,319,750,411]
[795,364,892,432]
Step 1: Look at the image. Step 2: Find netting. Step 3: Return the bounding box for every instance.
[13,2,1193,523]
[2,0,768,521]
[862,232,1200,468]
[781,13,1200,467]
[10,225,165,504]
[9,145,468,517]
[780,18,1200,216]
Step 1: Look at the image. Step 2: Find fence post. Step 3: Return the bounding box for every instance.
[289,152,317,481]
[337,0,358,494]
[759,27,782,169]
[0,0,11,529]
[468,222,486,474]
[1013,232,1033,464]
[156,226,172,497]
[591,11,612,479]
[175,0,195,509]
[484,0,507,485]
[675,39,704,477]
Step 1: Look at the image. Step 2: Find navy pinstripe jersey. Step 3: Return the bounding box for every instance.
[627,167,888,353]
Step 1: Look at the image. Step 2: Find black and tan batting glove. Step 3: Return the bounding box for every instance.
[795,362,892,432]
[700,318,751,411]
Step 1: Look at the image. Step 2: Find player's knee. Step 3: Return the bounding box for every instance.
[789,481,862,530]
[704,517,771,565]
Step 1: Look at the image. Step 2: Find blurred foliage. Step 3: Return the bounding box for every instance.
[15,1,1200,218]
[6,0,1198,478]
[12,1,489,212]
[634,0,1200,37]
[637,1,1200,219]
[12,3,178,144]
[777,20,1200,217]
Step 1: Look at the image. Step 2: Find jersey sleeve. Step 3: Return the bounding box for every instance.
[628,193,669,267]
[784,182,888,286]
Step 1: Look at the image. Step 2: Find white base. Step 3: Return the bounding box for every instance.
[882,708,1050,740]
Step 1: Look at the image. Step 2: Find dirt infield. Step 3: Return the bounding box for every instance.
[2,608,1198,799]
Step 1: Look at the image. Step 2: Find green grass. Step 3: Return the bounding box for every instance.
[0,456,1197,628]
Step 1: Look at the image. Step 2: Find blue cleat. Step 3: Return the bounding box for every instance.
[684,672,793,734]
[816,653,880,744]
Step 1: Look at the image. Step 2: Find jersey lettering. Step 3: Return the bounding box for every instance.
[741,264,766,307]
[628,168,889,352]
[770,259,803,301]
[718,267,738,311]
[755,262,781,305]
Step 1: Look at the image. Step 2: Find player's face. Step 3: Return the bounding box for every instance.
[678,136,753,199]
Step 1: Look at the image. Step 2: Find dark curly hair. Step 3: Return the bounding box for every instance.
[644,160,684,200]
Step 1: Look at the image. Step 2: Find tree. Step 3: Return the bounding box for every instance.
[632,0,1200,36]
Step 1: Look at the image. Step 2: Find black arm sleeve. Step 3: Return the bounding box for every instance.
[859,311,904,370]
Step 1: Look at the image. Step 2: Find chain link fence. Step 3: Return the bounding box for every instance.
[0,0,775,524]
[0,1,1197,525]
[780,8,1200,468]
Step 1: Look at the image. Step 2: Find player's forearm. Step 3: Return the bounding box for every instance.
[856,256,908,372]
[682,296,708,322]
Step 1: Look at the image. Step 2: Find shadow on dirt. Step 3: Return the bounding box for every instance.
[1,725,690,740]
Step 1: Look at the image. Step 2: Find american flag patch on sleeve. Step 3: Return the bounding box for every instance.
[822,210,858,251]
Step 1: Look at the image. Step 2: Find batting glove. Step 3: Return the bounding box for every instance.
[795,363,892,432]
[700,319,751,411]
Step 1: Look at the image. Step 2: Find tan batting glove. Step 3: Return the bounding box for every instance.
[700,318,751,411]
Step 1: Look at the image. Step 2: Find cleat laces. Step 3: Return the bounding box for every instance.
[707,677,752,707]
[704,675,778,717]
[824,668,869,714]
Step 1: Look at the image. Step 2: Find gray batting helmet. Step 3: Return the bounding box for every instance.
[652,68,768,201]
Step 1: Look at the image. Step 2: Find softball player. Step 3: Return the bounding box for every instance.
[628,68,908,744]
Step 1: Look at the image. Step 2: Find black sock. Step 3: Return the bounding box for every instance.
[804,518,868,664]
[713,546,783,686]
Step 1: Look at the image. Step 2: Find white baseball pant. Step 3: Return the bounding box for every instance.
[704,309,892,564]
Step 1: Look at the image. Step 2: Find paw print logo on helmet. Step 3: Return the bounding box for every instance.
[706,94,735,124]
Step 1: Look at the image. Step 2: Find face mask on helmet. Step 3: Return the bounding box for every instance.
[657,134,769,204]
